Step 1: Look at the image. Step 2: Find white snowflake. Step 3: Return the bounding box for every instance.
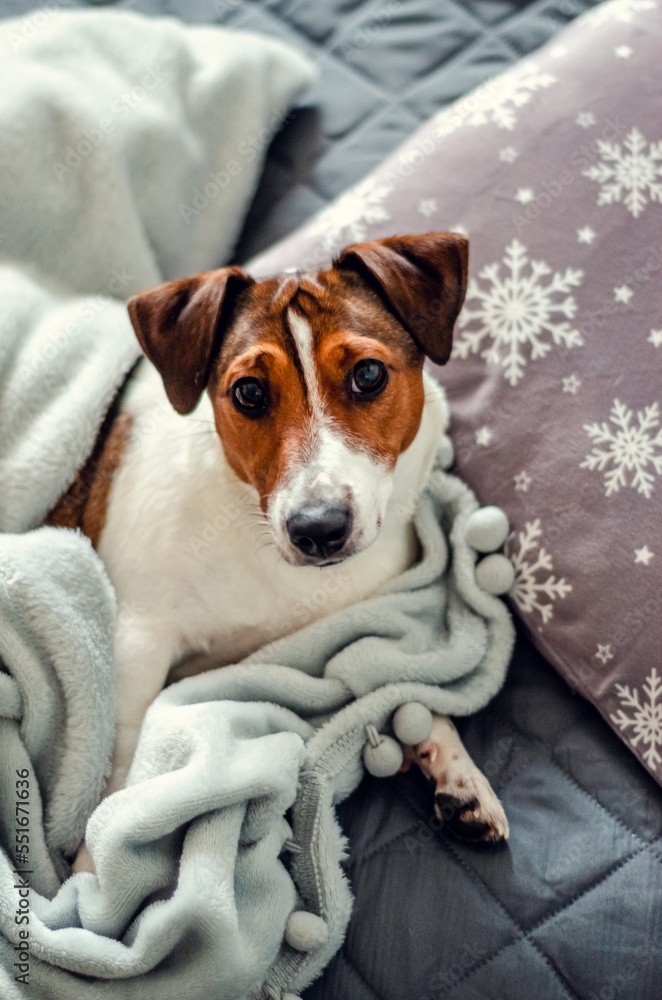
[499,146,519,163]
[577,226,596,244]
[418,198,438,217]
[435,62,556,138]
[615,44,633,57]
[514,470,532,492]
[610,667,662,771]
[582,127,662,218]
[303,176,393,251]
[454,239,584,386]
[586,0,656,27]
[507,519,572,624]
[576,112,597,128]
[648,330,662,347]
[581,398,662,499]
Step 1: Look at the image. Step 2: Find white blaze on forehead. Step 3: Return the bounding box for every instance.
[267,306,394,563]
[287,307,325,419]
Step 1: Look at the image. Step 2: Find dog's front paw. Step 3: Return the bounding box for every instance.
[433,772,509,843]
[404,715,509,844]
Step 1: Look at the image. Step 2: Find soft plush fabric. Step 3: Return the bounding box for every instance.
[0,10,515,998]
[249,0,662,787]
[0,7,315,532]
[0,463,514,999]
[0,7,315,296]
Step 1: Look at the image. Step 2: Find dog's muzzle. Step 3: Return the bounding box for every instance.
[286,505,353,562]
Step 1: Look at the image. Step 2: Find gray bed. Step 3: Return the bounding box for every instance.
[3,0,661,998]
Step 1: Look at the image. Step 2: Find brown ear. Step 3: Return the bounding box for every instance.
[127,267,254,414]
[335,232,468,365]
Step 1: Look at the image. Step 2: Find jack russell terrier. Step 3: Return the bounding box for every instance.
[46,231,509,874]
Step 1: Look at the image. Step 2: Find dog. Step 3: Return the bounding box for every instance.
[46,231,509,873]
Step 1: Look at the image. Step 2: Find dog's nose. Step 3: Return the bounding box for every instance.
[287,506,352,560]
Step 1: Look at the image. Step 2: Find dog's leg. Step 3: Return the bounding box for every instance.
[402,714,509,843]
[72,618,176,874]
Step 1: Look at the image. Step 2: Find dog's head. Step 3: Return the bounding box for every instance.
[127,232,468,566]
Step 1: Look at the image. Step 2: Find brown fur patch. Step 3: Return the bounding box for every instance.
[45,407,133,548]
[206,266,426,508]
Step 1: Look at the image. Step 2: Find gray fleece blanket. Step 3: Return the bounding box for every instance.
[0,11,514,1000]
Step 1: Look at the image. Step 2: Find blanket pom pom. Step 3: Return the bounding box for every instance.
[475,553,515,595]
[285,911,329,952]
[363,733,404,777]
[439,435,454,469]
[393,702,432,745]
[464,506,509,553]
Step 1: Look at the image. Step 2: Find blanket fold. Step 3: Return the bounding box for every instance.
[0,10,513,1000]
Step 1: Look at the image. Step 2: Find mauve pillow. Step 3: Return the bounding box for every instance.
[249,0,662,784]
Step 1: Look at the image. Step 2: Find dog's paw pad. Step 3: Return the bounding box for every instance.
[434,788,509,843]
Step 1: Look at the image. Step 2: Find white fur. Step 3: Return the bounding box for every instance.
[270,310,401,564]
[96,362,447,794]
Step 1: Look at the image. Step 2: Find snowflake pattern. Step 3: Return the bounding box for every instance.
[610,668,662,771]
[581,398,662,498]
[582,127,662,218]
[454,239,584,386]
[435,62,556,138]
[302,176,393,251]
[507,520,572,624]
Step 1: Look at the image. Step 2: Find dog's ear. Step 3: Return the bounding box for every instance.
[335,232,468,365]
[127,267,254,414]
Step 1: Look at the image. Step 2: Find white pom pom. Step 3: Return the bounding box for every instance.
[285,911,329,952]
[464,506,509,553]
[475,553,515,595]
[438,435,454,469]
[393,703,432,745]
[363,734,404,777]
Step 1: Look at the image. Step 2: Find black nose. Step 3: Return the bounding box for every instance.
[287,506,352,560]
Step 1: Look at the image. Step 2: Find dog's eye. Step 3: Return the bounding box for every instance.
[351,359,388,397]
[232,377,267,416]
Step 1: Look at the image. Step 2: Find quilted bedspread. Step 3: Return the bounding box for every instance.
[2,0,661,998]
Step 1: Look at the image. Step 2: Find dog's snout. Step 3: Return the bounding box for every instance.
[287,506,352,560]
